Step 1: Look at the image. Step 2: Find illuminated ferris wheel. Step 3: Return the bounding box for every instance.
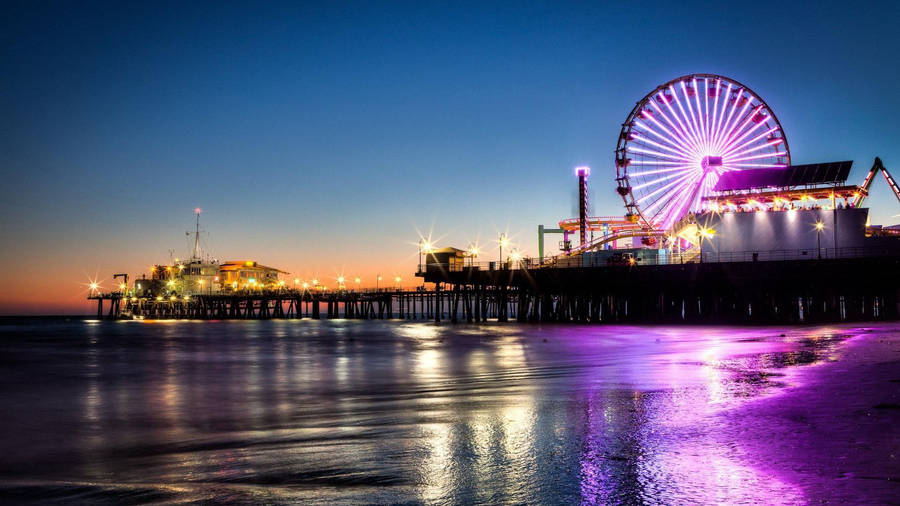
[615,74,790,230]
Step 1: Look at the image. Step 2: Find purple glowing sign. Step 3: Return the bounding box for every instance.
[615,74,790,230]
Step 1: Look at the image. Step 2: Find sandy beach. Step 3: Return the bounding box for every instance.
[725,325,900,503]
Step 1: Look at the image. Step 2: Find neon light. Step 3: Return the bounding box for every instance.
[625,160,687,166]
[727,151,787,163]
[627,165,695,177]
[632,169,693,190]
[719,126,778,158]
[670,84,703,151]
[719,115,770,155]
[723,138,783,160]
[631,131,694,159]
[637,111,697,155]
[636,171,696,204]
[628,146,687,162]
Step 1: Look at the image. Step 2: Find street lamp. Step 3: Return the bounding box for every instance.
[418,238,434,272]
[815,221,825,259]
[498,233,509,265]
[510,250,522,268]
[467,243,479,267]
[355,277,361,291]
[376,274,382,291]
[698,227,715,263]
[395,276,402,290]
[337,276,345,290]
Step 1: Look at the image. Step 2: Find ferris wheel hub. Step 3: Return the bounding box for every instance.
[701,156,723,170]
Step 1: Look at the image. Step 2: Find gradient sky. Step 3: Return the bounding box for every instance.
[2,1,900,314]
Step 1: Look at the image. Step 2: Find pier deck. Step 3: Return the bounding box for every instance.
[90,249,900,324]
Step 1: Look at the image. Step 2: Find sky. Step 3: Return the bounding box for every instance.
[2,0,900,314]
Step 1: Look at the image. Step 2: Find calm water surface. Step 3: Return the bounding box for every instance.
[0,319,874,504]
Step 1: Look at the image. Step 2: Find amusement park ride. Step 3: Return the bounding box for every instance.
[548,73,900,260]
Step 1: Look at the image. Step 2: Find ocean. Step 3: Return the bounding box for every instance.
[0,318,896,504]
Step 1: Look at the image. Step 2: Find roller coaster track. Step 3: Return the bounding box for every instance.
[544,228,668,262]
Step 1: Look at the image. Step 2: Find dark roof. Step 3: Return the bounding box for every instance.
[714,161,853,191]
[432,247,465,255]
[219,261,287,273]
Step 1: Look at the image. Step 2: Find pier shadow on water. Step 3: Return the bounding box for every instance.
[0,318,879,504]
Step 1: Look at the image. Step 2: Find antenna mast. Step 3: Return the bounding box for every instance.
[192,208,202,261]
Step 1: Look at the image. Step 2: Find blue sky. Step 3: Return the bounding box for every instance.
[2,0,899,311]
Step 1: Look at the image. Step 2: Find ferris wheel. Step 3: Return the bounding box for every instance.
[615,74,790,230]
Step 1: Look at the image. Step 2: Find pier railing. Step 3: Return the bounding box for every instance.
[418,246,900,272]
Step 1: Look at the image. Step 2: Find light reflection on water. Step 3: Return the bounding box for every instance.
[0,319,866,503]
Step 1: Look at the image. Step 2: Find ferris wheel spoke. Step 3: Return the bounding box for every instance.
[625,160,686,166]
[678,82,704,151]
[660,90,700,151]
[648,172,702,225]
[632,167,694,190]
[627,164,696,177]
[717,105,763,154]
[694,79,709,151]
[711,82,731,149]
[639,106,698,155]
[666,172,706,226]
[719,126,779,159]
[714,88,745,151]
[670,84,704,152]
[633,118,697,158]
[636,170,697,206]
[709,79,721,146]
[727,151,788,163]
[719,119,772,157]
[628,146,687,162]
[714,92,755,153]
[728,163,788,168]
[630,134,695,160]
[722,136,783,162]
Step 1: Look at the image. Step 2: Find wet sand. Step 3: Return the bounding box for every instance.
[726,327,900,503]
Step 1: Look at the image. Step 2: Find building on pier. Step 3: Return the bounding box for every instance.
[218,261,286,291]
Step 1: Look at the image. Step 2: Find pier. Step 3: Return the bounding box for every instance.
[90,246,900,324]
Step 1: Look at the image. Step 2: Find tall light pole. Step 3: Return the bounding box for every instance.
[815,221,824,259]
[355,277,361,292]
[510,250,521,269]
[395,276,402,290]
[418,238,423,271]
[698,227,715,263]
[419,239,433,272]
[376,274,381,291]
[498,233,509,266]
[467,243,479,267]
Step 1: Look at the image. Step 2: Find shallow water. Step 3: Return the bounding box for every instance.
[0,319,878,504]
